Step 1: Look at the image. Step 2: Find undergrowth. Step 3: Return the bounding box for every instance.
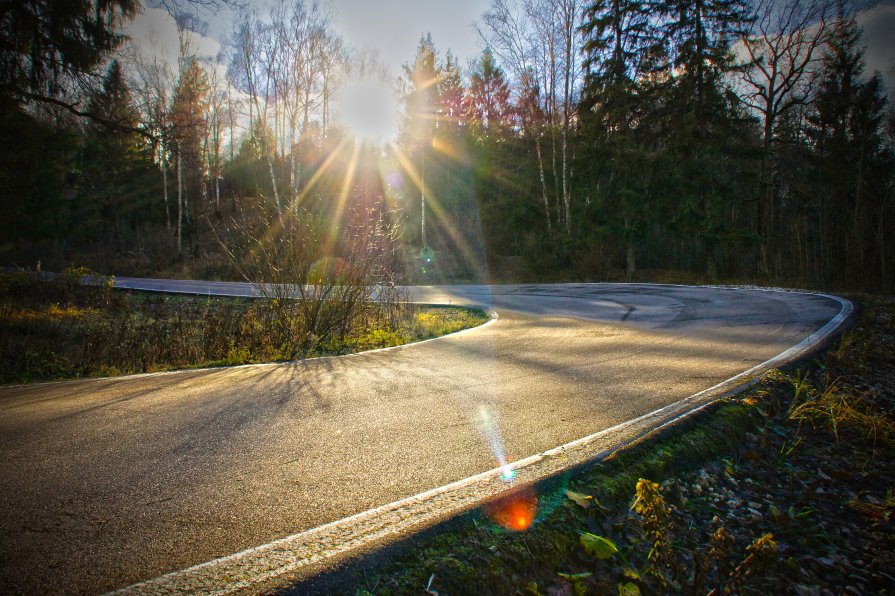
[0,269,488,383]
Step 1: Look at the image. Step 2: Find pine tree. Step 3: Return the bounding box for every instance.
[436,51,465,139]
[170,58,210,256]
[79,60,154,249]
[579,0,666,276]
[465,48,513,138]
[806,18,889,289]
[658,0,752,278]
[402,35,441,248]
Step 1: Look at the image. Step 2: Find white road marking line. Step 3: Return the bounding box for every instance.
[110,288,853,595]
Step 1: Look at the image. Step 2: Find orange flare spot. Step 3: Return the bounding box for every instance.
[487,486,537,532]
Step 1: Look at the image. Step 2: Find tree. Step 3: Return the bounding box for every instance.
[477,1,554,232]
[436,51,465,139]
[272,1,335,202]
[170,58,210,257]
[465,48,514,137]
[659,0,752,278]
[580,0,665,275]
[738,0,837,275]
[228,8,283,210]
[806,18,890,290]
[78,60,154,248]
[402,35,440,248]
[0,0,137,115]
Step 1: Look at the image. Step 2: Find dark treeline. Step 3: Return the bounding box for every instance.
[0,0,892,291]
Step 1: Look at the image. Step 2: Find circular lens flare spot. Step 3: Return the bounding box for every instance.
[486,487,537,532]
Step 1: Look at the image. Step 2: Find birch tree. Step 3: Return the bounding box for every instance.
[229,8,283,210]
[478,0,553,231]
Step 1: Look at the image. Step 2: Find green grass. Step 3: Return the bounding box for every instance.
[0,270,489,384]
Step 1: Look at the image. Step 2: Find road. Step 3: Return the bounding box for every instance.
[0,281,848,593]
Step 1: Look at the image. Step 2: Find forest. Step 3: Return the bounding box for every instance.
[0,0,892,292]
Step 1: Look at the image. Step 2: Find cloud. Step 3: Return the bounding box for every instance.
[124,6,221,74]
[856,3,895,98]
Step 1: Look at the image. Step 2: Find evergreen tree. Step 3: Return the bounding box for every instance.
[806,18,890,289]
[436,51,465,139]
[579,0,666,275]
[78,60,155,248]
[465,48,514,138]
[0,0,137,111]
[403,34,439,148]
[658,0,752,278]
[170,58,210,256]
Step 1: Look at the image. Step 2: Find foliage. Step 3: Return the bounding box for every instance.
[2,1,894,293]
[77,61,160,247]
[0,0,138,109]
[0,272,488,384]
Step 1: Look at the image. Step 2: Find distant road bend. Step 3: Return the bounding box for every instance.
[0,280,850,593]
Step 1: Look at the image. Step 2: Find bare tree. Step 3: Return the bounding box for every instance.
[272,1,337,204]
[126,39,176,231]
[738,0,837,273]
[478,0,553,232]
[556,0,581,236]
[228,8,283,210]
[204,53,229,214]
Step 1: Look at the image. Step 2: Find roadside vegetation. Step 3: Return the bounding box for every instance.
[305,298,894,595]
[0,268,488,384]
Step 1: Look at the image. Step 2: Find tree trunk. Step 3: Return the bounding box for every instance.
[562,12,572,237]
[290,117,298,203]
[162,161,171,231]
[706,240,718,280]
[421,152,427,247]
[267,153,282,211]
[535,134,551,233]
[177,152,183,259]
[624,216,635,277]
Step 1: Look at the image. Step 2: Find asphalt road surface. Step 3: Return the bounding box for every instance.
[0,281,846,593]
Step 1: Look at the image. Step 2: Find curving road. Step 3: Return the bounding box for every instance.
[0,281,848,593]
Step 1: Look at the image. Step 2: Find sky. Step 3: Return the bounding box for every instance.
[133,0,492,79]
[326,0,491,75]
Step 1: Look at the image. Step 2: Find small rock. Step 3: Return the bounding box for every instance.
[818,557,835,567]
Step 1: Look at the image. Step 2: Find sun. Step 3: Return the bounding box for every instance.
[337,77,400,143]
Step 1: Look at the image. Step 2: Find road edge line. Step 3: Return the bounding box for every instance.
[111,293,853,595]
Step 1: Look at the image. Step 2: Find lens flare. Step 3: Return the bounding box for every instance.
[337,78,399,143]
[487,486,538,532]
[475,405,510,471]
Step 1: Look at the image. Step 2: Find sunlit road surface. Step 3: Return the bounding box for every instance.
[0,280,847,593]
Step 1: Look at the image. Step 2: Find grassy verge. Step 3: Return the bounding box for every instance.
[0,269,489,384]
[292,297,894,595]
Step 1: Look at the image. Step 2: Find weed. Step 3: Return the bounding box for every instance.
[0,275,488,383]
